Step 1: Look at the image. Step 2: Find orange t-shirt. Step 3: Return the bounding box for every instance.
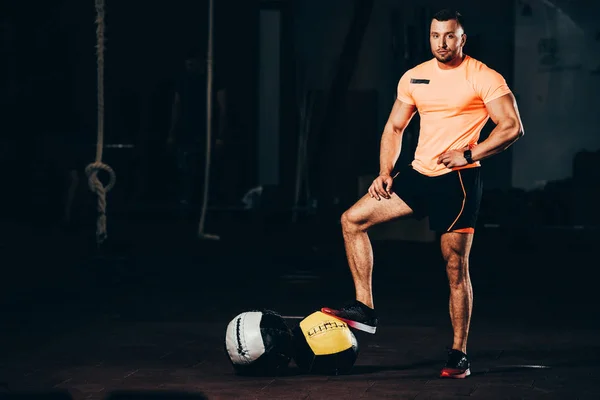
[397,55,512,177]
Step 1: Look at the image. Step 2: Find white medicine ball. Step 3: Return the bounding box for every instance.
[225,309,293,376]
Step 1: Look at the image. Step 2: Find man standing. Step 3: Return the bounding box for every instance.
[321,9,524,379]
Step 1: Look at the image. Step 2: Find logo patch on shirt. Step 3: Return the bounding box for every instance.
[410,78,430,84]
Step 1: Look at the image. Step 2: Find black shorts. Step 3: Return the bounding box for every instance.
[393,166,483,233]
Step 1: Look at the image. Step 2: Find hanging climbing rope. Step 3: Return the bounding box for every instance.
[86,0,116,245]
[197,0,219,240]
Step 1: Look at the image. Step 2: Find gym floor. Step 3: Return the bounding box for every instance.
[1,213,599,399]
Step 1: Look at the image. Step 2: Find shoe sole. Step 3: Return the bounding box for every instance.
[320,308,377,334]
[439,368,471,379]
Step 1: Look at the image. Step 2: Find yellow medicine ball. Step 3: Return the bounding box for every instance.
[292,311,359,375]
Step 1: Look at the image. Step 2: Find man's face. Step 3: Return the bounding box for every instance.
[430,19,465,63]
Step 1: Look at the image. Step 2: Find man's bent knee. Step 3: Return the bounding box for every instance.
[341,207,372,233]
[341,210,361,233]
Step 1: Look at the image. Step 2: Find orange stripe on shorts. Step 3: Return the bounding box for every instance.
[451,227,475,234]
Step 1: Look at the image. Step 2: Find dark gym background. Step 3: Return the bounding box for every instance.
[1,0,599,398]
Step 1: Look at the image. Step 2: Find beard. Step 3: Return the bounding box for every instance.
[434,51,456,64]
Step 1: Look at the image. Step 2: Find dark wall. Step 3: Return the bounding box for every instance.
[1,0,260,220]
[1,0,522,221]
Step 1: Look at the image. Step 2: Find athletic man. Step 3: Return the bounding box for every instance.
[321,9,524,379]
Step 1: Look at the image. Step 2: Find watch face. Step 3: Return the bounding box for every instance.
[464,150,472,163]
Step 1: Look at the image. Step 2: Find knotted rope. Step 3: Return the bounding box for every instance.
[86,0,116,245]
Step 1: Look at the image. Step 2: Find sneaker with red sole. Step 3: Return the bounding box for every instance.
[321,300,378,334]
[440,349,471,379]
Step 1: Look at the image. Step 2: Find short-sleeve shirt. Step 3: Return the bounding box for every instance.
[396,55,512,177]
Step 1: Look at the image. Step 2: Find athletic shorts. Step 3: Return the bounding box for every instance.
[393,165,483,233]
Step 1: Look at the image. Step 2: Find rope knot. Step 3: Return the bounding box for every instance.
[85,161,116,244]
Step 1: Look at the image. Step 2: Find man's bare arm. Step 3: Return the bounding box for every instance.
[471,93,524,162]
[379,99,417,176]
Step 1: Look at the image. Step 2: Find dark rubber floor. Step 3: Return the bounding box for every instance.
[1,214,598,399]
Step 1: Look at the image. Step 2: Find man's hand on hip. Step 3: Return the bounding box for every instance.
[437,148,470,169]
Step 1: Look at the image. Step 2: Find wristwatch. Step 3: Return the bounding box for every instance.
[463,149,474,164]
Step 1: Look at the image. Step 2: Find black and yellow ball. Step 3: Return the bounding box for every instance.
[292,311,359,375]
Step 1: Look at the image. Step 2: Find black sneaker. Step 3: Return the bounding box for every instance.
[321,300,378,334]
[440,349,471,379]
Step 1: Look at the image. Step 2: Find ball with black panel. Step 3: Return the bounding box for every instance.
[224,310,294,376]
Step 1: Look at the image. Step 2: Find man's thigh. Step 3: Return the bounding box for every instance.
[345,190,413,228]
[427,168,483,234]
[392,166,429,219]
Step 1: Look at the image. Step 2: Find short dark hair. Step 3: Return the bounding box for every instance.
[432,9,465,32]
